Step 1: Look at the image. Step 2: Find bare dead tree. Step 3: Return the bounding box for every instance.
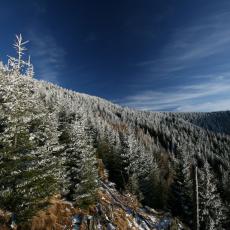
[8,34,29,73]
[14,34,29,70]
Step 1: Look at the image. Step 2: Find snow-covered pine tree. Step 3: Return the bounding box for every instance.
[119,131,143,195]
[96,128,128,189]
[199,160,225,230]
[26,56,34,78]
[57,107,76,196]
[168,144,193,227]
[221,167,230,228]
[65,113,98,207]
[0,73,60,222]
[123,132,140,177]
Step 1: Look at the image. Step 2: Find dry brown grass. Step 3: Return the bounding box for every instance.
[29,195,78,230]
[0,209,12,230]
[98,159,108,182]
[110,122,128,133]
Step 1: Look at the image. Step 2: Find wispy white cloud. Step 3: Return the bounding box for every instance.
[176,100,230,112]
[126,9,230,112]
[138,10,230,78]
[118,76,230,112]
[29,31,66,83]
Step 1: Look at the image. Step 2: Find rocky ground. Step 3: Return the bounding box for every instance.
[0,179,188,230]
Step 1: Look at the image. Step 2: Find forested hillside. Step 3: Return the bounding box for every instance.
[167,111,230,135]
[0,60,230,229]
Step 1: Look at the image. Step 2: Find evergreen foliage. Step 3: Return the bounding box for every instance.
[199,161,225,230]
[168,146,193,226]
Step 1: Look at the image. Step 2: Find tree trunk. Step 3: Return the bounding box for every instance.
[195,166,199,230]
[14,125,18,148]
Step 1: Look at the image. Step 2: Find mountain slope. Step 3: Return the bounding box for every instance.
[0,70,230,229]
[166,111,230,135]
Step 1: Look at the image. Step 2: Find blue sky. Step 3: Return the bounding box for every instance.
[0,0,230,112]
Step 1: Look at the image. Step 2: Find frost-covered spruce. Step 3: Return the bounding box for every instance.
[65,114,98,206]
[0,73,60,222]
[199,161,226,230]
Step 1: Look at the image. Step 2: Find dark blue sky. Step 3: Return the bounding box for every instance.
[1,0,230,111]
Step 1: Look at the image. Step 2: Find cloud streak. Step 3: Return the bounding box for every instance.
[29,31,66,83]
[138,10,230,78]
[119,76,230,112]
[124,9,230,111]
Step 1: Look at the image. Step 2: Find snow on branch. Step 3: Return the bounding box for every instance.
[5,34,34,78]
